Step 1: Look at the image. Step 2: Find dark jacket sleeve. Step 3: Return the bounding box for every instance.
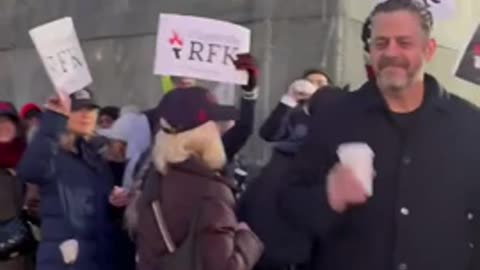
[222,98,256,162]
[277,107,341,239]
[199,199,263,270]
[17,111,67,185]
[259,103,293,142]
[17,111,77,240]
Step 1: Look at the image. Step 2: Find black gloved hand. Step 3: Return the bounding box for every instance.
[234,53,258,92]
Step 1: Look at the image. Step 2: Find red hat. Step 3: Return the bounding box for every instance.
[20,103,42,120]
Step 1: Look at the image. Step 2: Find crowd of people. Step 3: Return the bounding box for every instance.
[1,1,480,270]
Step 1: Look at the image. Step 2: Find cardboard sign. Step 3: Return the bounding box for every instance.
[154,14,251,85]
[454,24,480,85]
[29,17,92,95]
[374,0,455,21]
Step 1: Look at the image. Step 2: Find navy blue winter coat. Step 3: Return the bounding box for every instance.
[17,111,114,270]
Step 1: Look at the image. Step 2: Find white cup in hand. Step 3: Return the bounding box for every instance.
[59,239,79,265]
[288,79,317,101]
[337,143,375,196]
[327,164,370,213]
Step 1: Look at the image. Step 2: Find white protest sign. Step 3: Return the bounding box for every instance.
[374,0,455,21]
[154,14,251,85]
[29,17,92,95]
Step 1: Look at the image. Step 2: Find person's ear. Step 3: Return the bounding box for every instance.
[424,38,437,62]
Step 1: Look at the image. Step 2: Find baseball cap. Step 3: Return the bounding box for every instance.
[158,87,239,134]
[20,103,42,120]
[70,88,99,111]
[0,101,19,122]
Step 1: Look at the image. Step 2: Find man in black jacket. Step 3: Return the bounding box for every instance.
[279,1,480,270]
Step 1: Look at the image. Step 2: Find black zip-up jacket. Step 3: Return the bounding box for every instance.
[279,74,480,270]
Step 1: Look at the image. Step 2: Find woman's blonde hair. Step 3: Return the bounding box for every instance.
[152,119,226,174]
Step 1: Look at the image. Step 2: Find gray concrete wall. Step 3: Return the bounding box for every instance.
[0,0,340,164]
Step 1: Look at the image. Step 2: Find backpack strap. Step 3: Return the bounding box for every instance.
[134,152,177,253]
[151,201,176,253]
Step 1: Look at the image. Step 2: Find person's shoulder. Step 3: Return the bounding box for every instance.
[443,91,480,119]
[441,90,480,136]
[310,84,368,118]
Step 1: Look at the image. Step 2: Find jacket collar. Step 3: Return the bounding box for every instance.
[356,73,451,114]
[170,158,235,188]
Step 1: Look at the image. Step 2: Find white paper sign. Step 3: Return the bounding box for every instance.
[154,14,251,85]
[29,17,92,95]
[375,0,455,21]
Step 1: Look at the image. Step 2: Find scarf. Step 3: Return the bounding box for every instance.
[0,138,26,168]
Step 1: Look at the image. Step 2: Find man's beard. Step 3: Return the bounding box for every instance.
[377,70,413,92]
[376,56,414,92]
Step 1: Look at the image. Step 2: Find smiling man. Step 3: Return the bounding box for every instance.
[278,1,480,270]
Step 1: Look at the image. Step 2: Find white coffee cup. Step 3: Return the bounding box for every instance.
[337,142,375,196]
[59,239,79,264]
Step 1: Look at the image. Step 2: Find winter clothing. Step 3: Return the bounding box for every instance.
[98,112,151,190]
[19,104,42,120]
[144,87,256,162]
[120,105,140,116]
[234,54,259,92]
[136,157,263,270]
[279,74,480,270]
[239,87,346,270]
[0,101,19,122]
[0,138,26,169]
[238,151,312,270]
[99,113,151,270]
[17,111,114,270]
[157,87,239,134]
[260,86,346,154]
[0,135,34,270]
[222,96,256,162]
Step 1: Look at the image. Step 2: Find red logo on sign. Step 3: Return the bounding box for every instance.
[169,31,183,47]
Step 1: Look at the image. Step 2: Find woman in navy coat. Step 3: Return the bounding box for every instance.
[17,90,114,270]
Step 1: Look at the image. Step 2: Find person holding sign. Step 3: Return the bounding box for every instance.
[278,1,480,270]
[17,89,115,270]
